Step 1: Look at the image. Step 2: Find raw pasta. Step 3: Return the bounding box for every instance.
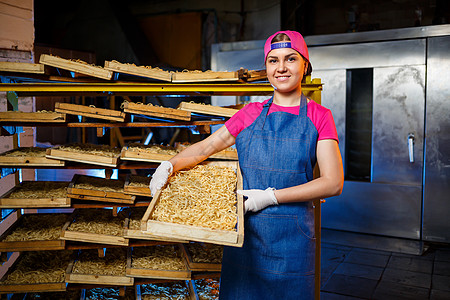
[152,165,237,231]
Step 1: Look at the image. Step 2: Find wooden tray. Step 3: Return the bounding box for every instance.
[61,209,129,246]
[181,243,222,272]
[68,174,135,205]
[120,144,177,163]
[0,111,66,123]
[172,70,238,83]
[141,165,244,247]
[123,207,188,243]
[0,181,71,208]
[40,54,113,80]
[136,280,196,300]
[46,146,120,167]
[124,175,151,197]
[104,60,172,82]
[55,102,125,122]
[177,102,239,118]
[0,251,72,294]
[0,213,69,252]
[126,245,191,280]
[66,248,134,286]
[122,101,191,121]
[0,147,65,166]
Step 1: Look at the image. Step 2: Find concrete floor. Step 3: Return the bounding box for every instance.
[320,238,450,300]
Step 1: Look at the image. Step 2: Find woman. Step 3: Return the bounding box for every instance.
[150,30,344,299]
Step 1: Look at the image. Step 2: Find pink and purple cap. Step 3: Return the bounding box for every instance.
[264,30,312,74]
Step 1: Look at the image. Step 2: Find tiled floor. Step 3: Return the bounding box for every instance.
[320,239,450,299]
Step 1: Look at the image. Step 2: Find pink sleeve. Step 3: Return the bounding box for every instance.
[225,102,263,137]
[307,101,339,143]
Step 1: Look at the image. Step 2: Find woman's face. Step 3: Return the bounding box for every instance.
[265,45,307,94]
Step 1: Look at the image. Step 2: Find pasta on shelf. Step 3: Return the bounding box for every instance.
[139,282,191,300]
[6,181,68,199]
[72,248,127,276]
[131,245,186,271]
[66,208,126,237]
[2,214,68,242]
[0,250,72,285]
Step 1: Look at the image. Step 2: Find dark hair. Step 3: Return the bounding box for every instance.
[269,33,312,76]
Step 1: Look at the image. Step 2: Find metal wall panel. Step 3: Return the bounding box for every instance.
[372,66,425,184]
[308,39,425,70]
[423,36,450,243]
[310,69,346,166]
[322,181,422,239]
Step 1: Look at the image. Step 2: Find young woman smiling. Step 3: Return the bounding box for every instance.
[150,30,344,299]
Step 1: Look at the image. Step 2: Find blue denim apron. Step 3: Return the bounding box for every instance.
[220,94,318,300]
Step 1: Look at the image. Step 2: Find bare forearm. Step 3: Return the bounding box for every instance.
[275,139,344,203]
[169,141,210,172]
[274,176,343,204]
[169,126,236,173]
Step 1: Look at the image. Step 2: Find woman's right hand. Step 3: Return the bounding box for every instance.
[149,161,173,197]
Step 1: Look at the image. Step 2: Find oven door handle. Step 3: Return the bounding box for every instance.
[408,133,415,163]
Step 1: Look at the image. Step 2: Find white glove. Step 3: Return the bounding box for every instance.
[149,161,173,197]
[238,187,278,213]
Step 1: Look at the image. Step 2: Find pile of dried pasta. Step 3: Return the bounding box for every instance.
[187,243,223,264]
[57,143,120,157]
[140,282,190,300]
[85,286,135,300]
[72,248,127,276]
[7,181,68,199]
[3,214,68,242]
[194,278,220,300]
[127,207,146,230]
[0,147,46,157]
[128,175,150,187]
[0,250,72,284]
[67,209,125,237]
[131,245,186,271]
[74,176,125,192]
[127,143,179,155]
[151,165,237,231]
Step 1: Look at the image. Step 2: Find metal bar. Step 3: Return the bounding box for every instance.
[0,83,322,95]
[1,120,225,128]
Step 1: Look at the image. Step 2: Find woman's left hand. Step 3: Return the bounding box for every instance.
[238,188,278,213]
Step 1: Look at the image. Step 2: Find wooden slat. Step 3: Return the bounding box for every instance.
[172,70,238,83]
[39,54,113,80]
[46,148,120,167]
[54,102,125,122]
[0,148,65,166]
[68,193,135,205]
[0,61,45,74]
[177,102,238,118]
[0,282,66,294]
[65,273,134,286]
[0,111,66,123]
[104,60,172,82]
[123,101,191,121]
[61,230,129,246]
[120,148,175,163]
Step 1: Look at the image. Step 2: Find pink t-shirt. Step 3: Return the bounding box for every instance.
[225,99,339,142]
